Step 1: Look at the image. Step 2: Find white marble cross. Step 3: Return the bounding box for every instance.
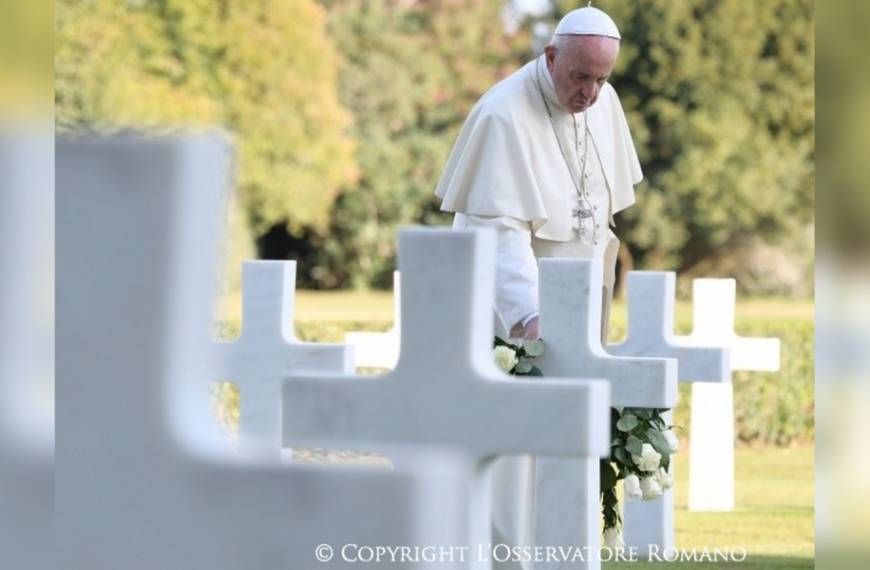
[682,278,780,512]
[213,260,353,457]
[533,259,678,570]
[0,126,54,570]
[607,271,730,381]
[345,271,401,370]
[56,134,467,570]
[283,228,612,565]
[606,271,731,554]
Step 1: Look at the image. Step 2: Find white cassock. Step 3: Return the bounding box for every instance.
[435,54,642,568]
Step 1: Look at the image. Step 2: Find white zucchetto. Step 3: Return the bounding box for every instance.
[553,6,621,40]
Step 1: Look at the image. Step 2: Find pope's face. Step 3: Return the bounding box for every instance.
[545,36,620,113]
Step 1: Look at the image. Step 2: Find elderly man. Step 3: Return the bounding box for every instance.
[436,5,641,343]
[435,6,642,566]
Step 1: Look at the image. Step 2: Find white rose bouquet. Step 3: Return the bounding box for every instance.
[490,339,679,548]
[492,336,545,377]
[600,407,680,542]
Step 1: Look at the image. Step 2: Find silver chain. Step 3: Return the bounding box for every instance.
[535,57,596,240]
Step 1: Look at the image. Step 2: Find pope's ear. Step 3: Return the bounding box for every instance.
[543,45,556,63]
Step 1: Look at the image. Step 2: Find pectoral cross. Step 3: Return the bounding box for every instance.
[573,204,593,236]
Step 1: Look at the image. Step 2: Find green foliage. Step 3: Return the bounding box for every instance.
[1,0,52,116]
[209,380,239,446]
[215,310,814,447]
[57,1,814,292]
[493,336,545,376]
[650,317,814,447]
[816,1,870,259]
[307,0,813,290]
[730,319,815,445]
[299,0,529,289]
[55,0,356,234]
[556,0,815,277]
[602,406,674,534]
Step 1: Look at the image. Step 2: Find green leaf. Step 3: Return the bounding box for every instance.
[626,435,644,456]
[525,366,544,377]
[514,360,532,374]
[613,446,632,467]
[634,408,653,421]
[616,413,639,432]
[493,336,512,349]
[522,339,545,357]
[602,486,619,509]
[600,460,617,491]
[646,427,671,458]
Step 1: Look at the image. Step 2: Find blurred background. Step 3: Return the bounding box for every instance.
[816,1,870,568]
[18,0,870,567]
[51,0,826,565]
[55,0,815,299]
[2,2,54,569]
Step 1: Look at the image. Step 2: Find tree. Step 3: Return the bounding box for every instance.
[550,0,814,291]
[1,0,52,118]
[55,0,356,235]
[295,0,528,289]
[816,0,870,259]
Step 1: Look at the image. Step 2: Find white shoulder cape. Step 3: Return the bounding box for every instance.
[435,55,642,241]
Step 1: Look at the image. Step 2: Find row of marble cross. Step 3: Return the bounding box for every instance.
[53,134,781,569]
[218,258,780,566]
[344,269,781,513]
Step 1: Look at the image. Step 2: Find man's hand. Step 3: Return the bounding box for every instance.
[521,315,540,340]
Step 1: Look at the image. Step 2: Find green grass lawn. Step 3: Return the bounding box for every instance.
[218,289,397,324]
[605,445,814,569]
[214,292,815,568]
[219,289,813,329]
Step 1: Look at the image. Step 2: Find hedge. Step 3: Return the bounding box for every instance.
[211,315,814,447]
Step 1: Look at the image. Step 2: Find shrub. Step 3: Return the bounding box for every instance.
[668,319,814,446]
[211,315,813,447]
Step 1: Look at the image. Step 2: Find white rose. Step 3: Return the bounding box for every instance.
[655,467,674,491]
[640,475,663,500]
[631,443,662,472]
[493,346,519,373]
[603,527,626,551]
[663,429,680,453]
[623,474,643,501]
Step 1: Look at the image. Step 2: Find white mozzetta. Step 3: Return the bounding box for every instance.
[56,134,465,569]
[213,260,353,458]
[284,227,611,566]
[534,259,678,570]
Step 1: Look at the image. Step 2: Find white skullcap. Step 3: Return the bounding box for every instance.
[553,6,621,40]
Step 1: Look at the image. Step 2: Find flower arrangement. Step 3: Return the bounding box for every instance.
[600,407,679,548]
[491,336,679,551]
[492,336,545,376]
